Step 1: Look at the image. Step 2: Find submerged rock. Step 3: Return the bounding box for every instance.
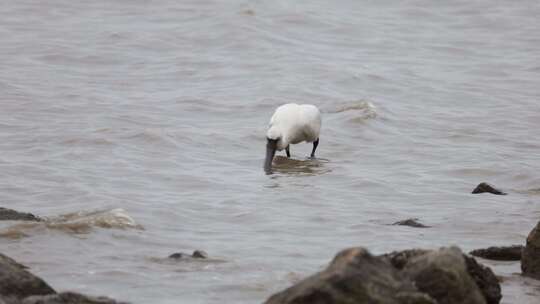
[392,218,431,228]
[470,245,523,261]
[0,208,41,222]
[168,250,208,260]
[522,221,540,279]
[472,183,507,195]
[265,246,501,304]
[192,250,208,259]
[22,292,126,304]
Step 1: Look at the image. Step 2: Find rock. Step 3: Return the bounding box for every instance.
[471,183,506,195]
[191,250,208,259]
[399,247,488,304]
[168,253,189,259]
[169,250,208,260]
[22,292,127,304]
[522,221,540,279]
[463,255,502,304]
[265,247,436,304]
[0,254,55,299]
[265,247,501,304]
[1,296,19,304]
[384,248,501,304]
[392,218,431,228]
[0,253,127,304]
[469,245,522,261]
[0,208,41,222]
[383,249,430,269]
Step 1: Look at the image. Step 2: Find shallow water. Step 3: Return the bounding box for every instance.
[1,1,540,303]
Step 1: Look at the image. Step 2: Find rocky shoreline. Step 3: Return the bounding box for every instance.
[262,221,540,304]
[264,246,500,304]
[2,182,539,304]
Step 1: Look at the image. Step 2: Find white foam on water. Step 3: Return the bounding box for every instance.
[0,208,142,239]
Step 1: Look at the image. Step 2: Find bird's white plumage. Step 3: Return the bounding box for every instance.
[266,103,321,151]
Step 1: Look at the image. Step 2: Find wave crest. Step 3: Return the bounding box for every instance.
[325,100,377,121]
[0,208,142,239]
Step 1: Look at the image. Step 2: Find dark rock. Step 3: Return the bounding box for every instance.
[471,183,506,195]
[266,247,501,304]
[1,296,20,304]
[392,218,431,228]
[463,255,502,304]
[522,221,540,279]
[469,245,522,261]
[168,253,189,259]
[399,247,487,304]
[382,249,430,269]
[168,250,208,260]
[0,253,55,299]
[0,208,41,222]
[22,292,127,304]
[384,248,501,304]
[264,247,436,304]
[0,254,127,304]
[191,250,208,259]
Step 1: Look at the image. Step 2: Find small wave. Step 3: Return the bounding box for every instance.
[126,128,178,148]
[514,188,540,196]
[47,208,142,230]
[325,100,378,121]
[61,137,114,147]
[0,208,142,239]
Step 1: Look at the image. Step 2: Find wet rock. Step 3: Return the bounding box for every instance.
[463,255,502,304]
[168,253,189,259]
[0,253,127,304]
[471,183,506,195]
[266,247,501,304]
[192,250,208,259]
[392,218,431,228]
[168,250,208,260]
[0,253,55,299]
[469,245,522,261]
[384,248,501,304]
[0,208,41,222]
[382,249,430,269]
[522,221,540,279]
[391,247,490,304]
[22,292,127,304]
[0,296,19,304]
[264,247,436,304]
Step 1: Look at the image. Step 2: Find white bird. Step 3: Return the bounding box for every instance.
[264,103,322,172]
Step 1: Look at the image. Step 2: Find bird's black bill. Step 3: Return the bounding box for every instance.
[264,138,278,174]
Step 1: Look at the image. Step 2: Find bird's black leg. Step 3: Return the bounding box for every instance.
[310,138,319,158]
[286,145,291,158]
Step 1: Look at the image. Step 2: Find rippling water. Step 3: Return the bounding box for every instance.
[1,1,540,303]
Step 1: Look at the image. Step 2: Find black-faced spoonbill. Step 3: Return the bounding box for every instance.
[264,103,321,173]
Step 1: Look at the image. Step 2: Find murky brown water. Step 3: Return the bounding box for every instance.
[1,1,540,303]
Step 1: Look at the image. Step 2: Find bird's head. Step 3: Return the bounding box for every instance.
[264,136,278,174]
[264,127,282,173]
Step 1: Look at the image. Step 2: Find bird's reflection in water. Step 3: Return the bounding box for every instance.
[268,156,331,176]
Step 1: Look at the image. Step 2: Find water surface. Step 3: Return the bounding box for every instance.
[1,1,540,303]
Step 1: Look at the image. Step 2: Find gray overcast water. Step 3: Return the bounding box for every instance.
[1,1,540,303]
